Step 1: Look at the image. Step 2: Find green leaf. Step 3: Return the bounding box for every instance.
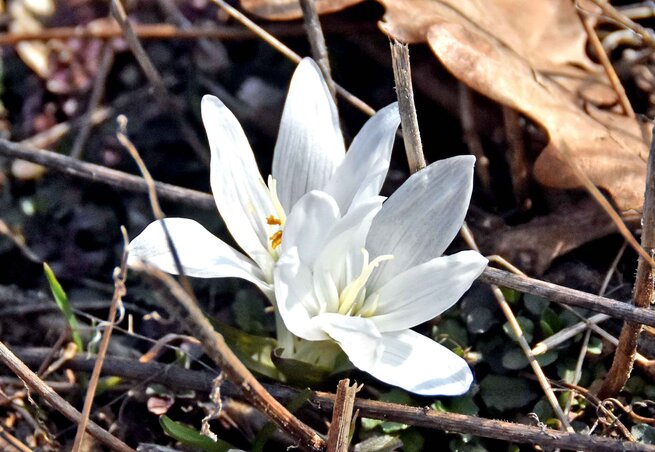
[232,291,267,335]
[448,396,480,416]
[503,316,534,343]
[500,287,521,304]
[210,320,281,380]
[432,318,468,348]
[43,263,83,351]
[523,294,549,316]
[271,348,335,386]
[399,428,424,452]
[633,424,655,444]
[586,336,603,355]
[480,375,537,411]
[502,348,558,370]
[159,415,233,451]
[540,308,562,335]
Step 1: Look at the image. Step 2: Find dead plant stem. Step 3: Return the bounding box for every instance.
[299,0,336,100]
[599,128,655,398]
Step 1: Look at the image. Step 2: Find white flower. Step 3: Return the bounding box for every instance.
[274,156,488,395]
[127,58,400,299]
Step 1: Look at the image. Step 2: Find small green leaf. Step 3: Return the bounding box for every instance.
[432,318,468,348]
[586,336,603,355]
[232,291,267,335]
[159,415,233,451]
[43,263,83,351]
[502,348,558,370]
[500,287,521,304]
[503,316,534,343]
[399,428,424,452]
[448,396,479,416]
[480,375,537,411]
[524,294,549,316]
[271,348,334,386]
[541,308,562,335]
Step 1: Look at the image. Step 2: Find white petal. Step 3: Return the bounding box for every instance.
[128,218,271,295]
[311,313,383,370]
[312,197,383,312]
[201,95,276,278]
[324,103,400,213]
[370,251,488,332]
[272,58,345,212]
[366,155,476,289]
[275,246,329,341]
[280,190,340,267]
[365,330,473,396]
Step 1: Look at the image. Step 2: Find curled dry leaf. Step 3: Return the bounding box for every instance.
[427,21,649,212]
[240,0,363,20]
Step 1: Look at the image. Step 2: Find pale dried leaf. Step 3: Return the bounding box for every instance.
[240,0,363,20]
[427,21,649,212]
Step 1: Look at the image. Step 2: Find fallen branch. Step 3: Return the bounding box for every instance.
[11,348,653,452]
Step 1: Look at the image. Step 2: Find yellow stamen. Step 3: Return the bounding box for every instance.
[270,230,283,249]
[266,215,282,226]
[338,249,393,315]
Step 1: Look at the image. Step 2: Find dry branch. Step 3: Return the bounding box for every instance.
[0,342,134,452]
[11,348,654,452]
[599,129,655,398]
[0,138,215,209]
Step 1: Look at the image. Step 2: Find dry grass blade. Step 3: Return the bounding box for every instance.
[327,379,360,452]
[71,228,129,452]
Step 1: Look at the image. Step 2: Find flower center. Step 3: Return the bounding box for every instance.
[266,176,286,253]
[337,249,393,316]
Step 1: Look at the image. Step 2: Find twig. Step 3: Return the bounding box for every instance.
[326,379,359,452]
[0,138,215,210]
[458,84,492,197]
[576,4,635,118]
[70,43,115,160]
[13,348,654,451]
[390,40,425,173]
[501,106,531,210]
[462,225,573,432]
[209,0,376,117]
[599,128,655,399]
[0,342,134,452]
[586,0,655,49]
[479,266,655,327]
[299,0,335,99]
[71,229,129,452]
[110,0,210,165]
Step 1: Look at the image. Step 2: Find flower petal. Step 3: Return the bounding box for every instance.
[272,58,345,212]
[370,251,488,332]
[201,95,276,278]
[324,103,400,213]
[364,330,473,396]
[128,218,271,295]
[311,313,383,371]
[366,155,476,289]
[280,190,340,267]
[275,246,329,341]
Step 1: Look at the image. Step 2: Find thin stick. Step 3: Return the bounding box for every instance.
[480,266,655,327]
[0,138,215,210]
[502,106,531,210]
[390,40,426,173]
[71,229,129,452]
[14,348,653,451]
[462,225,573,432]
[70,43,115,160]
[576,5,635,118]
[209,0,375,117]
[299,0,336,99]
[586,0,655,50]
[0,342,134,452]
[458,84,492,196]
[110,0,210,165]
[326,379,359,452]
[599,128,655,399]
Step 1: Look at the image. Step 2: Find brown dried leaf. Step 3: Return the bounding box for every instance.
[427,21,649,212]
[240,0,363,20]
[379,0,595,72]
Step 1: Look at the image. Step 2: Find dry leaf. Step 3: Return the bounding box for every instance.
[427,21,649,212]
[240,0,363,20]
